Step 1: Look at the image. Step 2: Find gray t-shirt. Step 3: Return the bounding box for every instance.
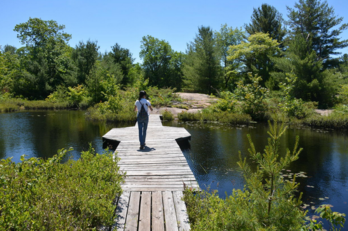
[135,98,151,116]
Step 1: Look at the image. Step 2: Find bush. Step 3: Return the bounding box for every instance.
[162,109,174,121]
[0,147,124,230]
[146,86,182,107]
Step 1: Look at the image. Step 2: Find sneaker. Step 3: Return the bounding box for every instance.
[140,145,145,150]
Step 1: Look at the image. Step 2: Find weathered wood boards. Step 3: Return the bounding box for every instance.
[112,191,190,231]
[103,115,199,192]
[103,115,199,230]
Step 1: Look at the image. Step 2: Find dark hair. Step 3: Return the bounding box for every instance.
[138,90,146,101]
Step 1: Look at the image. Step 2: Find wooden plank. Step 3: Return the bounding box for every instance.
[152,191,165,231]
[139,192,151,231]
[125,192,140,231]
[163,191,179,231]
[173,191,190,231]
[112,191,130,231]
[123,171,194,176]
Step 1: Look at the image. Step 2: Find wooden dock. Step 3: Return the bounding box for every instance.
[103,115,199,231]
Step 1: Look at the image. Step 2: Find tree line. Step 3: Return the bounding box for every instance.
[1,0,348,107]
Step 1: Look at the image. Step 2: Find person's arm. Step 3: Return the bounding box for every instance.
[134,105,137,112]
[149,105,153,111]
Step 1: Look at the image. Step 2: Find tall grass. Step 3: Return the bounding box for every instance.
[303,113,348,129]
[178,111,251,125]
[0,98,71,112]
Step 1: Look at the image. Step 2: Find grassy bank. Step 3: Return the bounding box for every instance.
[0,147,124,230]
[0,99,72,112]
[178,110,252,125]
[303,113,348,130]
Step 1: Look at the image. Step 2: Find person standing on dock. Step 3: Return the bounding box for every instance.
[134,90,153,150]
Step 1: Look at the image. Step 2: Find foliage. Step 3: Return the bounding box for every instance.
[85,88,137,122]
[140,35,171,87]
[109,43,135,87]
[72,40,99,85]
[13,18,77,99]
[338,84,348,104]
[0,147,124,230]
[162,109,174,121]
[245,3,286,43]
[184,121,346,230]
[276,73,317,119]
[233,72,269,119]
[228,32,281,88]
[303,113,348,130]
[183,26,222,94]
[0,98,70,112]
[287,0,348,68]
[177,110,251,125]
[146,86,181,107]
[214,25,245,90]
[46,85,91,108]
[271,35,338,107]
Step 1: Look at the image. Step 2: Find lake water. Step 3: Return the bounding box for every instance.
[1,110,348,229]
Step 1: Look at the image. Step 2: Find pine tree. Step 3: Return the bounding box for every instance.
[287,0,348,68]
[183,26,221,94]
[245,4,286,43]
[271,35,338,107]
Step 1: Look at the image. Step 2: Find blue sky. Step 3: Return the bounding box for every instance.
[1,0,348,63]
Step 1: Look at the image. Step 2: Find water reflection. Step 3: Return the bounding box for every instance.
[0,111,131,162]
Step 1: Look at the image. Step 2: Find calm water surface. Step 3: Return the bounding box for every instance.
[0,110,131,162]
[1,111,348,229]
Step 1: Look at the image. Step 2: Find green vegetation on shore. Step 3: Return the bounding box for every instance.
[184,121,346,230]
[0,147,124,230]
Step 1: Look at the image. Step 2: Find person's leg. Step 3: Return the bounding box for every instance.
[138,120,143,146]
[143,119,148,146]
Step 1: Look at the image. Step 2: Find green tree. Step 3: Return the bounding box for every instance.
[140,35,172,87]
[287,0,348,68]
[271,35,338,107]
[72,40,99,85]
[245,4,286,43]
[109,43,134,87]
[183,26,221,94]
[1,45,17,55]
[228,32,281,88]
[168,51,185,91]
[13,18,77,99]
[215,24,245,89]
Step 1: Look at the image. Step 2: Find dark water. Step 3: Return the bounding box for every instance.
[0,110,132,162]
[1,111,348,228]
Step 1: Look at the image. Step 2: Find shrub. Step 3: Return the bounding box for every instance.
[0,147,124,230]
[146,86,182,107]
[162,109,174,121]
